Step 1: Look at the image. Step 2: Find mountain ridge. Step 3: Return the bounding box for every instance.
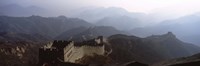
[107,32,200,65]
[0,15,93,38]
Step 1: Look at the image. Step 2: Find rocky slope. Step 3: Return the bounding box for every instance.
[0,40,46,66]
[153,53,200,66]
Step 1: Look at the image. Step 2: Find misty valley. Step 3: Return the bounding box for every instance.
[1,0,200,66]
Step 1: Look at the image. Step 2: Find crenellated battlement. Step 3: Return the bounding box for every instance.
[74,45,104,48]
[39,47,57,52]
[53,40,70,44]
[52,40,73,49]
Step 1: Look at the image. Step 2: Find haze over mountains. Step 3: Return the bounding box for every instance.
[1,4,200,45]
[70,7,200,46]
[0,4,47,17]
[0,4,163,27]
[1,1,200,66]
[130,14,200,45]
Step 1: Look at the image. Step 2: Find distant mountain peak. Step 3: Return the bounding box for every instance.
[146,32,178,42]
[164,31,176,38]
[167,32,173,34]
[57,15,67,19]
[29,15,42,18]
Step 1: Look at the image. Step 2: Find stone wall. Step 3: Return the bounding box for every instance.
[39,36,105,64]
[64,41,75,62]
[82,45,105,56]
[64,45,105,63]
[67,46,84,62]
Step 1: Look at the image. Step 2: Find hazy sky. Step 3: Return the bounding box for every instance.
[1,0,200,17]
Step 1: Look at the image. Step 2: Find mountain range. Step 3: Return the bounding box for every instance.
[0,15,93,39]
[0,15,131,41]
[0,15,200,66]
[72,7,148,30]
